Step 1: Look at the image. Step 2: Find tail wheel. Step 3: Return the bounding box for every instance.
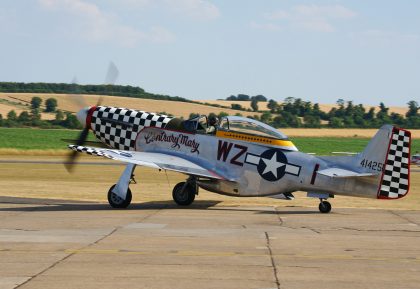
[172,182,196,206]
[319,201,332,213]
[108,184,132,208]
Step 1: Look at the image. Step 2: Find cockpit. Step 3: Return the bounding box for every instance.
[165,115,289,140]
[219,116,288,140]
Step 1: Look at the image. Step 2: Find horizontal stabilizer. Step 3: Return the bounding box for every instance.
[318,168,379,178]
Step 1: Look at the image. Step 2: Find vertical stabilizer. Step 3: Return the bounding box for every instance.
[358,125,411,199]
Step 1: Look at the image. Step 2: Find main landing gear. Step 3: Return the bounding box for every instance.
[107,163,136,209]
[107,163,199,208]
[172,176,198,206]
[108,184,132,208]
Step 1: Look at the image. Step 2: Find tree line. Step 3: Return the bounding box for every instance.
[224,95,420,129]
[0,82,191,103]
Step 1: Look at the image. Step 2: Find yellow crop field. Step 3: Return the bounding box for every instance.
[0,93,260,119]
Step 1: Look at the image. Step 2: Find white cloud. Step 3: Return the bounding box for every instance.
[264,4,356,33]
[38,0,175,46]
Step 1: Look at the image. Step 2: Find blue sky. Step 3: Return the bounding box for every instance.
[0,0,419,106]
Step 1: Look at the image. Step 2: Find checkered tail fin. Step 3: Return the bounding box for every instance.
[358,125,411,199]
[377,127,411,199]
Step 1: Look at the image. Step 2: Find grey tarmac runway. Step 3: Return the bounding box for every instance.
[0,197,420,289]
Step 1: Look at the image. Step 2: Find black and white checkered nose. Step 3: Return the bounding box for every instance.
[76,107,90,127]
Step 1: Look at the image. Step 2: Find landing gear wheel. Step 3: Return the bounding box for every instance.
[107,184,132,208]
[172,182,196,206]
[319,201,332,213]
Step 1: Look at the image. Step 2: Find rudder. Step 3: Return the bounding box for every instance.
[377,127,411,199]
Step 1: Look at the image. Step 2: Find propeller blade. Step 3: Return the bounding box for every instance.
[104,61,119,85]
[65,61,119,172]
[64,127,90,173]
[69,76,88,110]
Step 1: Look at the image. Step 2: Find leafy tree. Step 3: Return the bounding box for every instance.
[226,95,237,100]
[390,113,405,126]
[271,115,288,128]
[45,98,58,112]
[31,97,42,109]
[55,110,65,121]
[279,111,301,127]
[260,112,272,123]
[406,115,420,128]
[312,103,328,120]
[406,101,419,118]
[329,117,344,128]
[18,111,30,123]
[334,99,346,118]
[267,99,278,112]
[250,99,259,112]
[62,113,82,129]
[282,97,296,114]
[237,94,250,101]
[364,107,375,121]
[0,114,3,126]
[376,102,391,124]
[218,111,229,119]
[31,109,41,121]
[304,114,321,128]
[231,104,243,110]
[7,110,17,121]
[251,95,267,102]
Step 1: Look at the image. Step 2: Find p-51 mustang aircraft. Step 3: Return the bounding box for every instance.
[67,105,411,213]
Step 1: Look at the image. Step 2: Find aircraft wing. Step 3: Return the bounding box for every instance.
[317,168,379,178]
[68,145,227,180]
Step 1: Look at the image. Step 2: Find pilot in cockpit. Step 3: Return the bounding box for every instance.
[206,116,219,134]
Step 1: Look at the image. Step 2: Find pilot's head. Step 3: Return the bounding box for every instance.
[209,116,219,126]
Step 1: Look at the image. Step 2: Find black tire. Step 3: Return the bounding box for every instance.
[107,184,132,208]
[172,182,196,206]
[319,201,332,213]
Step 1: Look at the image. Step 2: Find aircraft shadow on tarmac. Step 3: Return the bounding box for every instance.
[0,196,319,215]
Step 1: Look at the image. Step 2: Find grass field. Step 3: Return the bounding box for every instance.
[0,127,419,155]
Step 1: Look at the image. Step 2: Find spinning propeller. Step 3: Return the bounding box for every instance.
[65,62,119,172]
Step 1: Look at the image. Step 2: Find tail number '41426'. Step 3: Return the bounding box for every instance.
[217,141,248,166]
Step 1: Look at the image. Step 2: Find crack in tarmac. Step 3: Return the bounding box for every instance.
[389,210,420,226]
[265,232,281,289]
[332,227,420,233]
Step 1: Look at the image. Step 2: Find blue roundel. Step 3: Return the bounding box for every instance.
[257,149,288,182]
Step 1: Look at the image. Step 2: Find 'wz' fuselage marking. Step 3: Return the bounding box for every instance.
[217,140,248,166]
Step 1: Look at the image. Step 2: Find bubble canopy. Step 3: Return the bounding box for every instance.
[219,116,288,140]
